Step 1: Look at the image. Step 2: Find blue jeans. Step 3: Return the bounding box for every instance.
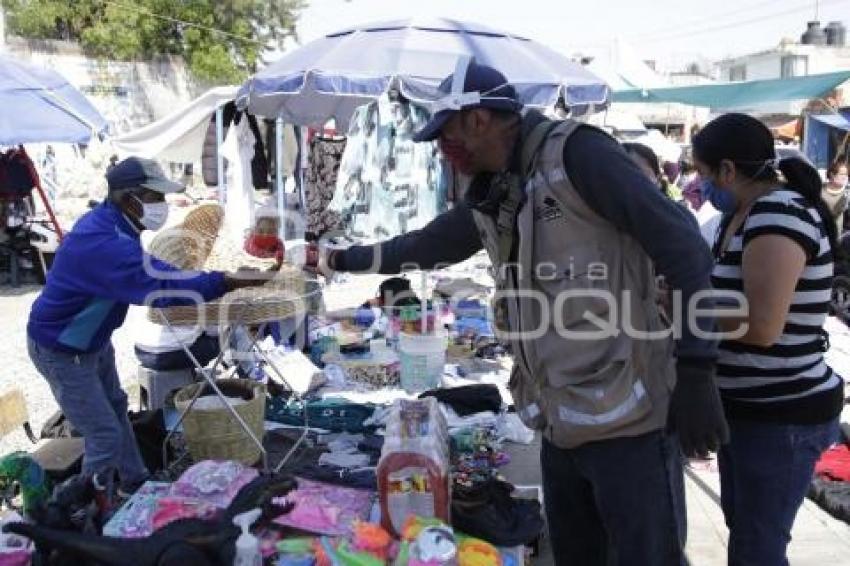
[28,338,149,488]
[541,430,687,566]
[719,418,840,566]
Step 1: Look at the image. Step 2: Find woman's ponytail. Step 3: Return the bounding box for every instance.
[778,157,839,255]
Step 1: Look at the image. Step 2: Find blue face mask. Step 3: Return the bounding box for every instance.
[701,178,737,213]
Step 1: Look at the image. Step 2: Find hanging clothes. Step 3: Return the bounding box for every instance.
[304,134,346,237]
[330,95,448,240]
[220,114,255,241]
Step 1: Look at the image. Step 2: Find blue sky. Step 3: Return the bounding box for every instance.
[294,0,850,70]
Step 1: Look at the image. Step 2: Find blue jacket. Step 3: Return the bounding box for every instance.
[27,202,227,353]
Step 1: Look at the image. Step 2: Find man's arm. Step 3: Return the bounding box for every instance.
[562,127,716,360]
[331,201,483,274]
[63,235,228,307]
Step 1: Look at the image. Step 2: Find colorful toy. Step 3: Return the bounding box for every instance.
[457,537,502,566]
[351,521,393,560]
[0,452,49,516]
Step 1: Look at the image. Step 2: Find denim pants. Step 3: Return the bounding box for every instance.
[719,418,840,566]
[541,430,687,566]
[28,338,149,488]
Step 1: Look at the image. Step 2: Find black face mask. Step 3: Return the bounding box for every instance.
[464,172,521,215]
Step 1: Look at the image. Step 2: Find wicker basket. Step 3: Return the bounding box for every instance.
[148,227,207,270]
[182,203,224,241]
[148,265,312,326]
[173,379,266,465]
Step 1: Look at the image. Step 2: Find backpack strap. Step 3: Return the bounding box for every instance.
[495,118,559,264]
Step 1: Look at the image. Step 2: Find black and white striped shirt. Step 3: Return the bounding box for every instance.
[711,189,844,424]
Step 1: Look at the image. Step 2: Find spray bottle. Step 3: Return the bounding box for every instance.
[232,508,262,566]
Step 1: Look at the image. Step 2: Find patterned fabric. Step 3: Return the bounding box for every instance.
[305,135,346,237]
[330,95,448,239]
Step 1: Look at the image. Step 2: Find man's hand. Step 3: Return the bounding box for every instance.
[304,242,336,280]
[668,358,730,458]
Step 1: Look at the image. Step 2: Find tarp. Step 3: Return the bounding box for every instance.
[238,18,610,127]
[587,109,646,135]
[112,86,238,162]
[0,55,107,145]
[804,111,850,169]
[613,71,850,109]
[809,112,850,131]
[771,118,801,139]
[586,39,668,91]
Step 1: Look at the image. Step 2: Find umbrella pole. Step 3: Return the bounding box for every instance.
[276,117,284,237]
[216,106,225,205]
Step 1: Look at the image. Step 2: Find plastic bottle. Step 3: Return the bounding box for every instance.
[377,398,450,537]
[233,508,262,566]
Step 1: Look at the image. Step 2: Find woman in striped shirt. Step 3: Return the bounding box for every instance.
[693,113,844,565]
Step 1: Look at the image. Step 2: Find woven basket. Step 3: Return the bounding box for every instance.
[182,204,224,264]
[173,379,266,465]
[182,203,224,241]
[148,265,311,326]
[204,234,278,272]
[148,227,207,271]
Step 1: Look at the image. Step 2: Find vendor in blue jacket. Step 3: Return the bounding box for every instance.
[27,156,262,496]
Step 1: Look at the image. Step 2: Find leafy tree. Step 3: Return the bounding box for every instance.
[1,0,304,83]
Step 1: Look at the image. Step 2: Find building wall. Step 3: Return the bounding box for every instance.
[3,37,205,134]
[716,44,850,115]
[0,34,209,226]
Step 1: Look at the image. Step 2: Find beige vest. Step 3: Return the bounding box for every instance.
[472,118,676,449]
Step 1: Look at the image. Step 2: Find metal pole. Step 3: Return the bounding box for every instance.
[215,106,225,205]
[276,117,285,237]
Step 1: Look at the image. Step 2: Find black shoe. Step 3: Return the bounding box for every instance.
[451,479,544,547]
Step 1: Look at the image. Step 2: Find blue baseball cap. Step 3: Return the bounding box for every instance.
[106,156,184,194]
[412,59,523,143]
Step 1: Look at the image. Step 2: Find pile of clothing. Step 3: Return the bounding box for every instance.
[809,422,850,523]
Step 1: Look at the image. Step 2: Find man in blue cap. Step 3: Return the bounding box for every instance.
[27,157,263,500]
[310,59,728,565]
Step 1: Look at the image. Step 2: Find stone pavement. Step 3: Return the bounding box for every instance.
[502,438,850,565]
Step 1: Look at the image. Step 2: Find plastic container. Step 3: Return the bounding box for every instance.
[233,508,262,566]
[377,398,450,538]
[398,331,447,393]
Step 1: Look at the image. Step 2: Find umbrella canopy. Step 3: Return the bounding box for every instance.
[238,18,610,127]
[0,55,108,145]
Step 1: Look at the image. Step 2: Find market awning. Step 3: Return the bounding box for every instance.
[113,86,238,162]
[771,118,801,139]
[612,71,850,109]
[808,111,850,132]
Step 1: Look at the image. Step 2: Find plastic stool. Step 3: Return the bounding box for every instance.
[138,366,197,411]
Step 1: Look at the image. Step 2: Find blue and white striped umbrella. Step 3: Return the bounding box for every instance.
[0,55,107,145]
[237,18,610,127]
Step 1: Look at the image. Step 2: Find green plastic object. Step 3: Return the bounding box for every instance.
[0,451,50,515]
[276,537,315,555]
[335,541,384,566]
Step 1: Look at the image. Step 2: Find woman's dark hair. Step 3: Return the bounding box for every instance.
[693,112,838,254]
[828,159,848,178]
[622,142,670,197]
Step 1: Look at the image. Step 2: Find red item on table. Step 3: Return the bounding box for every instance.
[815,443,850,482]
[244,233,284,263]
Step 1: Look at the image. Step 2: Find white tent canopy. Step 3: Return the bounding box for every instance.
[587,109,647,136]
[112,86,238,162]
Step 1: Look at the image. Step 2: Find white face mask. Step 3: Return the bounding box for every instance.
[133,195,169,231]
